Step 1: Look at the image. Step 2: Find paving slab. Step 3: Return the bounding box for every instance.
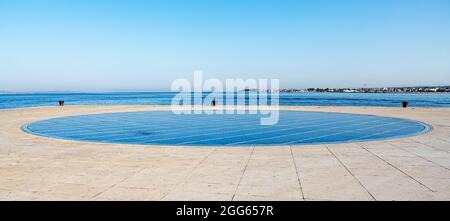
[0,105,449,200]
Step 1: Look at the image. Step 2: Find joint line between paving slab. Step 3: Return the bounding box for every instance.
[92,166,147,199]
[387,142,450,171]
[289,145,305,200]
[358,144,436,193]
[437,138,450,144]
[410,138,450,154]
[160,148,217,200]
[231,146,255,201]
[325,145,377,201]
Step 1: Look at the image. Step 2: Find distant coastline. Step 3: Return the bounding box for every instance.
[1,86,450,94]
[246,86,450,93]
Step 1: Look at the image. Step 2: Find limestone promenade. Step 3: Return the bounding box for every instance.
[1,105,449,200]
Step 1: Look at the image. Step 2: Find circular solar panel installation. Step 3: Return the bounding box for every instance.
[22,111,430,146]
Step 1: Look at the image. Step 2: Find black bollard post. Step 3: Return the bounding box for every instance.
[402,101,408,108]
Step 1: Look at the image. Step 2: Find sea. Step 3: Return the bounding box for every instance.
[1,92,450,110]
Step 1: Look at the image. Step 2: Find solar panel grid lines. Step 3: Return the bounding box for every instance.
[226,117,396,145]
[23,111,430,146]
[106,114,333,143]
[34,112,262,141]
[32,112,260,133]
[136,114,355,144]
[348,124,428,141]
[177,115,367,145]
[281,119,410,145]
[136,114,353,144]
[29,111,336,142]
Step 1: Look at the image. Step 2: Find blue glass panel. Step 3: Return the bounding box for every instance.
[22,111,430,146]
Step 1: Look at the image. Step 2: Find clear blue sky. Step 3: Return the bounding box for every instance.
[1,0,449,91]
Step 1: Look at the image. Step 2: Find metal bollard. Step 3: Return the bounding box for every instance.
[402,101,408,108]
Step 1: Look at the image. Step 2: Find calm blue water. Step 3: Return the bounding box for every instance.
[23,111,430,146]
[1,92,450,109]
